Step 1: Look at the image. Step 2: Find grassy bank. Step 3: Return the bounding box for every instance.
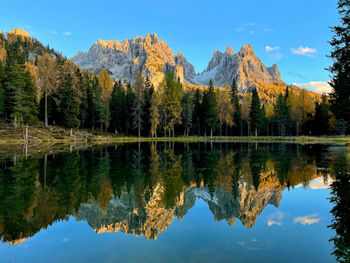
[0,123,350,145]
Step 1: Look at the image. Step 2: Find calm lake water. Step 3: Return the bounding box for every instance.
[0,142,349,263]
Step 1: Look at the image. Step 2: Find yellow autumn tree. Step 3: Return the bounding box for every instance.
[98,69,113,102]
[216,85,234,136]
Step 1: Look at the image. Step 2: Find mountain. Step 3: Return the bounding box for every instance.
[72,33,282,91]
[193,44,282,90]
[72,33,183,88]
[76,178,283,239]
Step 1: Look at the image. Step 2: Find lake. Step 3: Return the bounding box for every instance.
[0,142,349,263]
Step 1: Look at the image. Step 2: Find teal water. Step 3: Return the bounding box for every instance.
[0,142,348,263]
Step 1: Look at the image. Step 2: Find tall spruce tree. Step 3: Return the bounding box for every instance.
[328,0,350,133]
[125,83,135,135]
[0,61,5,115]
[249,88,262,136]
[59,74,80,136]
[231,79,241,136]
[192,89,202,136]
[133,71,145,137]
[202,80,217,137]
[274,93,290,136]
[181,92,194,136]
[314,95,330,135]
[110,81,126,134]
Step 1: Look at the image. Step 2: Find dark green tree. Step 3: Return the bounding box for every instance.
[328,0,350,133]
[274,93,290,136]
[181,92,194,136]
[314,95,330,135]
[202,80,217,137]
[110,81,126,134]
[192,89,202,135]
[125,84,135,135]
[231,79,241,136]
[59,74,80,135]
[249,88,262,136]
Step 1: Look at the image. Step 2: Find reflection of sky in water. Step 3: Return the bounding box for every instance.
[1,186,335,263]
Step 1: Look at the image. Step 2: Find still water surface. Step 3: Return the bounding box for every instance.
[0,142,349,263]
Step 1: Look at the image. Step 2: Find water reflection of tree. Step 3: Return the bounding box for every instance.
[0,142,339,244]
[328,149,350,263]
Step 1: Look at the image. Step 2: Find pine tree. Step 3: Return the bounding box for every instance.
[274,93,290,136]
[162,72,183,137]
[192,89,202,136]
[59,73,80,135]
[328,0,350,133]
[181,92,194,136]
[202,80,217,137]
[249,88,261,136]
[110,81,126,134]
[133,71,145,137]
[125,83,135,135]
[231,79,241,136]
[314,95,330,135]
[150,91,161,137]
[0,61,5,115]
[142,76,154,136]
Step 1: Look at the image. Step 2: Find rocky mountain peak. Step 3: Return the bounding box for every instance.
[225,46,234,55]
[175,50,196,81]
[238,44,255,56]
[9,28,30,38]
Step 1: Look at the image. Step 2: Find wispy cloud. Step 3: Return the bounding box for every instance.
[263,28,275,33]
[236,27,244,32]
[293,81,332,94]
[265,46,282,60]
[63,31,72,36]
[267,211,284,227]
[236,22,255,32]
[291,46,317,57]
[50,31,57,35]
[294,214,320,225]
[296,177,334,190]
[288,71,307,81]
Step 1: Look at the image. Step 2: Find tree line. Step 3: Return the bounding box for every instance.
[0,8,349,138]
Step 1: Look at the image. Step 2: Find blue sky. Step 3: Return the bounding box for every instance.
[0,0,339,92]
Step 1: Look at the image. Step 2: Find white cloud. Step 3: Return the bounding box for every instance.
[263,28,275,33]
[249,30,255,34]
[265,46,282,60]
[294,214,320,225]
[265,46,280,52]
[293,81,332,94]
[63,31,72,36]
[50,31,57,35]
[296,177,334,190]
[236,27,244,32]
[267,211,284,227]
[291,46,317,57]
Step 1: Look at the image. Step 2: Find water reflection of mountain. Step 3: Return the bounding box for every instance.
[0,143,341,244]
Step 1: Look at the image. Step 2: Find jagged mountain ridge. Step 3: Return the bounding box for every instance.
[72,33,282,91]
[75,179,283,240]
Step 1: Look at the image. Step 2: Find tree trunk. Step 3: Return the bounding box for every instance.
[44,154,47,186]
[14,117,17,129]
[100,123,102,132]
[70,128,73,137]
[255,128,257,137]
[25,124,28,140]
[210,128,213,138]
[115,129,117,134]
[225,125,228,137]
[45,90,48,127]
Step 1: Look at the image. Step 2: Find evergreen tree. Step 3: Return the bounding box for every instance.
[110,81,126,134]
[142,77,154,136]
[150,91,161,137]
[181,92,194,136]
[328,0,350,133]
[59,74,80,135]
[162,72,183,137]
[202,80,217,137]
[231,79,241,136]
[249,88,262,136]
[192,89,202,136]
[274,93,290,136]
[125,84,135,135]
[133,71,145,137]
[314,95,330,135]
[0,61,5,115]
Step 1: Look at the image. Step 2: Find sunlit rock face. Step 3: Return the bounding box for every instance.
[72,34,282,91]
[72,33,183,88]
[76,179,283,239]
[193,44,282,91]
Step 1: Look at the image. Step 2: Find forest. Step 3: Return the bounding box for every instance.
[0,0,348,139]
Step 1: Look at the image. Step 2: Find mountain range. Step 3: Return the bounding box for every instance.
[72,33,282,91]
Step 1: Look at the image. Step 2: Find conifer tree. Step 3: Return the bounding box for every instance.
[150,91,161,137]
[314,95,330,135]
[328,0,350,133]
[125,84,135,135]
[133,71,145,137]
[274,93,290,136]
[0,61,5,115]
[249,88,261,136]
[202,80,217,137]
[110,81,126,134]
[231,79,241,136]
[59,74,80,136]
[181,92,194,136]
[192,89,202,136]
